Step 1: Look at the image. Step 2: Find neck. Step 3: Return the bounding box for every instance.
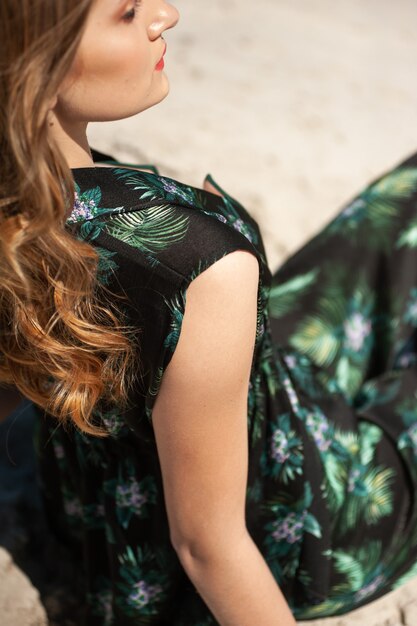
[48,109,94,169]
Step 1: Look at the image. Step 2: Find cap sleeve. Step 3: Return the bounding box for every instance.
[93,204,268,427]
[143,207,267,425]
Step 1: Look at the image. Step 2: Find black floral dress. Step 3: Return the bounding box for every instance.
[34,150,417,625]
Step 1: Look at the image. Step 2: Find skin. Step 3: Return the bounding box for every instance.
[49,0,179,169]
[45,2,297,623]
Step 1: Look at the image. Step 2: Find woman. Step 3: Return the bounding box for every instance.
[1,1,417,624]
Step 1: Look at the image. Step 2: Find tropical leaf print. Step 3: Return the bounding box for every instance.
[398,423,417,459]
[256,285,270,344]
[163,292,185,353]
[290,277,378,398]
[95,246,119,285]
[337,422,395,531]
[116,545,171,621]
[343,464,395,529]
[297,541,389,619]
[102,206,190,259]
[100,407,131,438]
[321,441,350,514]
[260,334,282,397]
[299,407,353,514]
[324,167,417,246]
[332,541,387,600]
[397,217,417,248]
[357,421,382,465]
[353,375,401,413]
[260,412,304,484]
[67,182,124,225]
[61,160,417,623]
[114,168,199,206]
[104,461,157,530]
[268,269,319,319]
[248,371,268,444]
[218,194,259,245]
[290,297,346,368]
[147,366,164,410]
[395,395,417,428]
[263,483,322,584]
[281,349,335,400]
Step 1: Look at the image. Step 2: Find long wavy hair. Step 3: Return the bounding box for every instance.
[0,0,140,435]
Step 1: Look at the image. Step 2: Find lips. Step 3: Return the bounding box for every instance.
[155,44,167,71]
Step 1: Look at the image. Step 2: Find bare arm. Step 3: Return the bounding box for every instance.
[152,251,296,626]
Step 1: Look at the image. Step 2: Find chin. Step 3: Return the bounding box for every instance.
[138,85,171,115]
[93,82,170,122]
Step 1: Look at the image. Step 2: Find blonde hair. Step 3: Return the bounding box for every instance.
[0,0,139,435]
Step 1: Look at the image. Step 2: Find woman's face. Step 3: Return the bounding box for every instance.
[55,0,179,124]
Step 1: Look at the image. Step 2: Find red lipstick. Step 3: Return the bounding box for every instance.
[155,44,167,71]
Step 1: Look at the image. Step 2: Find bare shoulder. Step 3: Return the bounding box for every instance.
[164,249,260,393]
[188,249,259,292]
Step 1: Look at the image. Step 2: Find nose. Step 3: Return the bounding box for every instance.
[149,2,180,39]
[165,2,180,30]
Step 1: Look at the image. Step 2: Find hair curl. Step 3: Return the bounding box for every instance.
[0,0,140,435]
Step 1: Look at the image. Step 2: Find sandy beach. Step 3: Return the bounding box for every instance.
[3,1,417,623]
[88,0,417,271]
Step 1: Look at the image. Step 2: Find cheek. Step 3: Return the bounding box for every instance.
[87,37,146,79]
[82,36,149,90]
[60,37,153,121]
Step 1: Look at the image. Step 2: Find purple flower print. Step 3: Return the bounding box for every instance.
[160,179,178,195]
[68,192,97,223]
[214,213,227,223]
[271,511,307,544]
[128,580,163,609]
[283,355,297,370]
[340,198,365,219]
[270,429,291,464]
[305,410,331,452]
[347,467,362,493]
[116,478,148,515]
[343,312,372,352]
[354,574,385,602]
[102,412,126,437]
[232,218,245,234]
[64,497,83,518]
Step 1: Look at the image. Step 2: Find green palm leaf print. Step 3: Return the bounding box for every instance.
[269,269,319,319]
[102,206,190,255]
[332,541,384,592]
[114,169,198,205]
[290,296,347,367]
[397,217,417,248]
[326,167,417,245]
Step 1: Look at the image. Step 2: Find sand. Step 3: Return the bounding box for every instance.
[3,0,417,623]
[88,0,417,272]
